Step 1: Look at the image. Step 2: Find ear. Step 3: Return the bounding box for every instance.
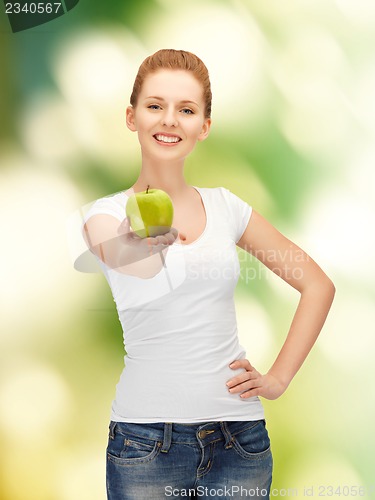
[126,106,137,132]
[198,118,211,142]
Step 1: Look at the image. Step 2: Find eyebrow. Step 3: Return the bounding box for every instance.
[144,96,200,107]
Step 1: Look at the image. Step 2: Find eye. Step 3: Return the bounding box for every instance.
[180,108,194,115]
[148,104,161,110]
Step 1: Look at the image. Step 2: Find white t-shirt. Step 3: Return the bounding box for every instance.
[83,186,265,423]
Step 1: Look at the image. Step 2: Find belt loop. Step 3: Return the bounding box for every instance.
[161,422,173,453]
[109,421,117,440]
[220,421,233,449]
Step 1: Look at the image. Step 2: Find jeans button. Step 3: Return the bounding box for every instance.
[198,430,207,439]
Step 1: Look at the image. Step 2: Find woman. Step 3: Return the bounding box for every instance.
[83,49,335,499]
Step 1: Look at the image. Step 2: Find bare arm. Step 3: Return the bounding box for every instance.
[227,210,335,399]
[83,214,178,278]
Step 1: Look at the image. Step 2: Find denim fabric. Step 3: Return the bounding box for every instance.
[106,420,273,499]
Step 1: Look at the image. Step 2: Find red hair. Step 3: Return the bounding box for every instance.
[130,49,212,119]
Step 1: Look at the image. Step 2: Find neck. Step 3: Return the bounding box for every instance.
[131,156,191,198]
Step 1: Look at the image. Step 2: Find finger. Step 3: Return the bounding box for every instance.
[151,235,166,246]
[169,227,179,238]
[240,387,262,399]
[227,372,256,387]
[139,228,178,246]
[226,371,254,388]
[229,359,254,371]
[228,376,262,393]
[164,231,178,245]
[227,368,261,387]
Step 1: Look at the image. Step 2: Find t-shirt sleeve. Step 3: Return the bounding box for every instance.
[82,194,125,226]
[68,193,126,273]
[222,188,253,243]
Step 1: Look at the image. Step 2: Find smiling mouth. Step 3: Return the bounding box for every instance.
[153,134,182,144]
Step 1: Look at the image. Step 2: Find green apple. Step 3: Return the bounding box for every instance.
[126,185,174,238]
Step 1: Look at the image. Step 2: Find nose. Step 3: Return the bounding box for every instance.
[161,108,178,127]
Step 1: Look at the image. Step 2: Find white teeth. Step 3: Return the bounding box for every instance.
[155,134,180,143]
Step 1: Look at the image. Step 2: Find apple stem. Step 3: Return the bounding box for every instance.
[146,185,150,194]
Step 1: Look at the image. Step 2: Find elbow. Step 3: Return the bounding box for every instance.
[322,269,335,294]
[327,276,336,301]
[328,277,336,295]
[316,274,336,303]
[301,273,336,301]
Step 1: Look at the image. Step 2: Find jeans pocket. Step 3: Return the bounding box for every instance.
[231,420,271,460]
[107,431,162,466]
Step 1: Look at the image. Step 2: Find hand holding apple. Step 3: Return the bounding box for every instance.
[118,216,178,253]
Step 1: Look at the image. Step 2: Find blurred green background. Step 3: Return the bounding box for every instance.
[1,1,374,498]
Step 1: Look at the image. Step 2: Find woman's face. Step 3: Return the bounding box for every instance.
[126,69,211,163]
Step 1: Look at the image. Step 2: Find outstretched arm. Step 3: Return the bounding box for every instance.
[227,210,335,400]
[83,214,178,278]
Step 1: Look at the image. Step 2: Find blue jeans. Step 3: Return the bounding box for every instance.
[106,420,273,499]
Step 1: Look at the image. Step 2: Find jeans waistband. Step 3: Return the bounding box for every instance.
[109,420,264,453]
